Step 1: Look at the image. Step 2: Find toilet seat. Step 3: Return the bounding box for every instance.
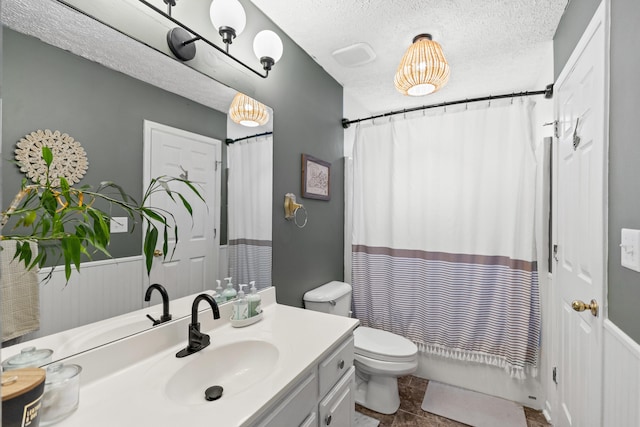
[354,353,418,376]
[353,326,418,363]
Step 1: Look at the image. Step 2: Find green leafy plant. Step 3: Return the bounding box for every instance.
[1,146,204,282]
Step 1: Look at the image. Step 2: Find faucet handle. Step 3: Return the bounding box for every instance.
[146,314,161,326]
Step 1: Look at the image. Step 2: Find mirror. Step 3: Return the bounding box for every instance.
[1,0,272,363]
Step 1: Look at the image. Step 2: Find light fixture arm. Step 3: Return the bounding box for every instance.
[138,0,269,79]
[163,0,176,16]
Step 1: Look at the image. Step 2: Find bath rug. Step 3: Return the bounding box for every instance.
[354,411,380,427]
[421,381,526,427]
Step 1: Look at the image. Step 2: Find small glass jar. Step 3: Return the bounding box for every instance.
[40,363,82,426]
[1,346,53,371]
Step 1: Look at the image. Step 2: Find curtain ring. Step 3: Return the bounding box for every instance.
[294,205,308,228]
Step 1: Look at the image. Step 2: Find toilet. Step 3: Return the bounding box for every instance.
[303,281,418,414]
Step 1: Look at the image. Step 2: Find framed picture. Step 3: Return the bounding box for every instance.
[301,154,331,200]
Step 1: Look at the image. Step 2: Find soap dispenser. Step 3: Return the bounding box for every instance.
[221,277,237,302]
[232,284,248,320]
[214,280,224,305]
[247,281,262,318]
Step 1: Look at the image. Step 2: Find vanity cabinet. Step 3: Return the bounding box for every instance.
[255,370,319,427]
[254,335,355,427]
[319,366,355,427]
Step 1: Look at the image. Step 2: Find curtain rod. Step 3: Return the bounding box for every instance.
[225,131,273,145]
[341,83,554,129]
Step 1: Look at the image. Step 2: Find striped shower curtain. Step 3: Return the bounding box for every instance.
[351,100,540,378]
[227,135,272,289]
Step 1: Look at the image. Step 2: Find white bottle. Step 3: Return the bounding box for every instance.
[247,281,262,318]
[232,284,248,320]
[214,280,224,305]
[221,277,237,301]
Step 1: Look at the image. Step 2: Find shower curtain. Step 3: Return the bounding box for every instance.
[351,100,540,379]
[227,135,272,289]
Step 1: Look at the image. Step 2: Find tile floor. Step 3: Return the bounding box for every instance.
[355,376,552,427]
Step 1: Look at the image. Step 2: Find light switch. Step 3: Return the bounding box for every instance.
[621,228,640,272]
[110,217,128,233]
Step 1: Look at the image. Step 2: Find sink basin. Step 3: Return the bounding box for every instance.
[165,340,279,405]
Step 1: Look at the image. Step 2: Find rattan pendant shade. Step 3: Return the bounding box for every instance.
[394,34,450,96]
[229,92,269,127]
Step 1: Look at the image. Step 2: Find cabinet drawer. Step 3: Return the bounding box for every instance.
[255,368,319,427]
[319,366,355,427]
[319,335,354,397]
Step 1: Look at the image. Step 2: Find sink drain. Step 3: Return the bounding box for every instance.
[205,385,223,401]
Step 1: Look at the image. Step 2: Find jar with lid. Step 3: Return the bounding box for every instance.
[1,346,53,371]
[2,367,46,427]
[40,363,82,426]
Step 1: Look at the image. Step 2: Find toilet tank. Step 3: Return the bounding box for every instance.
[303,281,352,317]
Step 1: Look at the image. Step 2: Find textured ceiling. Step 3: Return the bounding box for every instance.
[2,0,236,113]
[251,0,568,115]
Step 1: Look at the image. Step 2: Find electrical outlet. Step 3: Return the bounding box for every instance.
[621,228,640,272]
[110,217,128,233]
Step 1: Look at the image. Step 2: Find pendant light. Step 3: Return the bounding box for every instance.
[229,93,269,127]
[394,34,450,96]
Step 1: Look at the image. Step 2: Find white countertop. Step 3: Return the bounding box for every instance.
[54,288,359,427]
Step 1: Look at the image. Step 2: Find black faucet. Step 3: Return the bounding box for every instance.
[176,293,221,358]
[144,283,172,326]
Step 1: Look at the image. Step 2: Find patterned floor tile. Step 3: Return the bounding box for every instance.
[356,376,552,427]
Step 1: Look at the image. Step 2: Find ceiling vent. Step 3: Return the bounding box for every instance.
[331,42,376,67]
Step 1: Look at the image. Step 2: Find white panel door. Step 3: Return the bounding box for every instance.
[554,3,607,427]
[143,120,220,300]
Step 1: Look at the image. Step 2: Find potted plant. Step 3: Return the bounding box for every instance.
[0,146,204,282]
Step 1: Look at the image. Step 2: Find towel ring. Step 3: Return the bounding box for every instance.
[293,205,308,228]
[284,193,308,228]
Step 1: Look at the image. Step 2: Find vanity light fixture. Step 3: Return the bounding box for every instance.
[394,33,450,96]
[229,93,269,127]
[209,0,246,49]
[139,0,284,78]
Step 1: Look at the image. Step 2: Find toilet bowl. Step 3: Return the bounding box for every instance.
[303,281,418,414]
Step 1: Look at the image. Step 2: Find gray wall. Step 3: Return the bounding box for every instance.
[553,0,601,79]
[209,1,345,308]
[2,29,227,261]
[608,0,640,342]
[554,0,640,343]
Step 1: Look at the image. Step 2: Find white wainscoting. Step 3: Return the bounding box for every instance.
[603,320,640,426]
[30,256,145,339]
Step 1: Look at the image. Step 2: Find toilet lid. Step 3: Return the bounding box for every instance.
[353,327,418,363]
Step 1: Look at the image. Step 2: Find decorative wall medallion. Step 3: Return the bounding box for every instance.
[15,129,89,186]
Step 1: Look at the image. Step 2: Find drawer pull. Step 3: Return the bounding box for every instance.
[338,359,345,369]
[325,414,332,425]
